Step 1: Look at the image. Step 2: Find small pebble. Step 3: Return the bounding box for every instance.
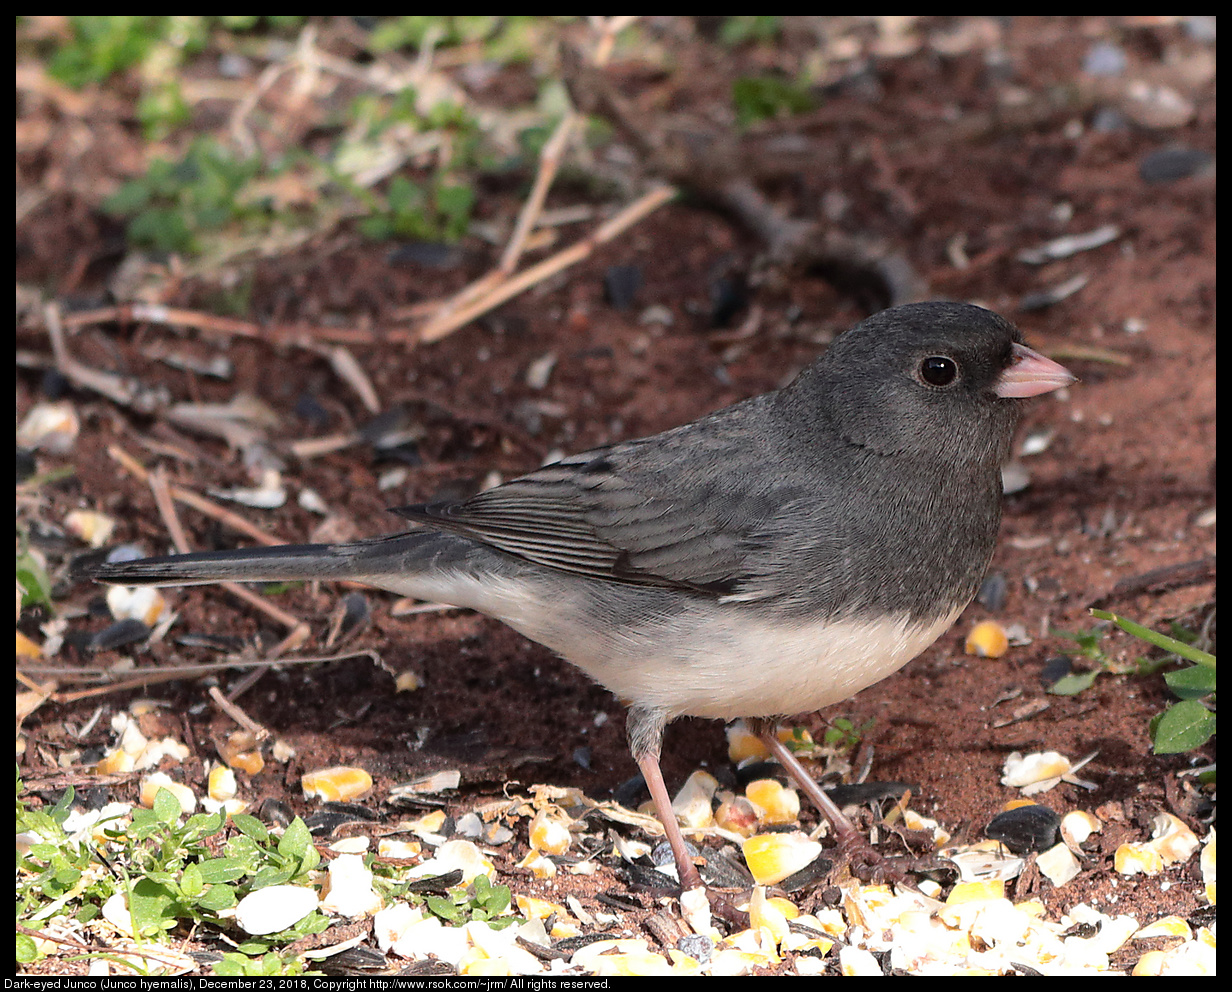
[1139,146,1215,185]
[1083,41,1127,77]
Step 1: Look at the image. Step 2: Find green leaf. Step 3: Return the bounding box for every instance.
[49,785,77,825]
[299,841,320,874]
[128,877,178,936]
[152,787,184,822]
[230,814,270,843]
[197,877,237,911]
[225,834,263,870]
[1052,625,1106,661]
[277,817,312,859]
[1048,669,1101,696]
[719,16,782,45]
[249,865,295,890]
[16,552,54,611]
[15,932,40,963]
[1164,664,1217,699]
[426,893,461,921]
[197,883,238,913]
[54,866,82,888]
[732,75,816,126]
[1090,609,1216,668]
[196,857,248,884]
[180,863,204,899]
[213,954,247,977]
[435,181,475,239]
[1152,699,1217,754]
[481,883,510,915]
[182,810,226,842]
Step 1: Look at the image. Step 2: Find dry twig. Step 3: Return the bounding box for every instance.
[412,16,665,344]
[108,445,308,643]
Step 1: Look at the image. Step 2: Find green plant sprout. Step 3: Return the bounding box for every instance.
[1089,608,1215,758]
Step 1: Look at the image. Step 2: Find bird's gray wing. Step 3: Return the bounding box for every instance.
[393,431,793,596]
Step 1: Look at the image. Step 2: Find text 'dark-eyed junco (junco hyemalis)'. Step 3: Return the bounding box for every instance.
[84,301,1075,894]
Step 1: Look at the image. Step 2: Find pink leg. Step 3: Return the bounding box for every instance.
[636,752,703,891]
[626,705,703,891]
[753,720,899,882]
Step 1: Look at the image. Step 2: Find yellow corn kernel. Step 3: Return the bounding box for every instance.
[514,894,569,920]
[726,720,769,763]
[95,749,135,775]
[742,832,822,886]
[528,809,572,855]
[715,795,760,836]
[745,779,801,826]
[140,773,196,815]
[302,766,372,802]
[1132,950,1167,976]
[1134,915,1191,940]
[1149,812,1200,866]
[65,509,116,548]
[946,879,1005,904]
[516,850,558,878]
[749,886,791,946]
[1115,842,1164,876]
[965,620,1009,658]
[208,764,238,801]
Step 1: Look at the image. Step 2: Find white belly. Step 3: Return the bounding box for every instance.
[415,568,966,721]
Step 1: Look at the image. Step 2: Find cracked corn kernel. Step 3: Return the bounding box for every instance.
[219,730,265,775]
[749,887,792,946]
[515,894,568,920]
[140,772,196,815]
[415,839,494,883]
[745,778,801,826]
[208,764,238,801]
[376,839,420,860]
[1115,842,1164,876]
[320,853,382,918]
[965,620,1009,657]
[1149,812,1199,865]
[302,765,372,802]
[945,879,1005,904]
[715,795,760,836]
[105,584,166,626]
[460,950,512,977]
[229,749,265,776]
[726,720,769,763]
[1199,830,1215,905]
[1133,950,1168,976]
[1036,842,1081,887]
[672,770,718,832]
[726,721,814,763]
[65,509,116,548]
[528,809,572,855]
[1134,915,1192,940]
[1060,809,1102,849]
[517,850,557,878]
[742,832,822,886]
[94,749,135,775]
[394,670,422,692]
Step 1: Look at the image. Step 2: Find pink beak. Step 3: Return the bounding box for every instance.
[995,342,1077,398]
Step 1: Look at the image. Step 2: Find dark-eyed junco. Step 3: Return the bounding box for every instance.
[85,302,1074,893]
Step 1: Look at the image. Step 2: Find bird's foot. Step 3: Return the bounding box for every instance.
[835,832,909,887]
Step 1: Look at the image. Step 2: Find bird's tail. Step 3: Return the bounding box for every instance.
[79,532,455,589]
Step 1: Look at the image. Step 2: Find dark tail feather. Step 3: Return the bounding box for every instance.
[79,534,443,587]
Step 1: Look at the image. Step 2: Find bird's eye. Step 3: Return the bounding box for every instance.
[919,355,958,387]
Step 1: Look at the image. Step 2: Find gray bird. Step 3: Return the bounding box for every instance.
[85,302,1075,892]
